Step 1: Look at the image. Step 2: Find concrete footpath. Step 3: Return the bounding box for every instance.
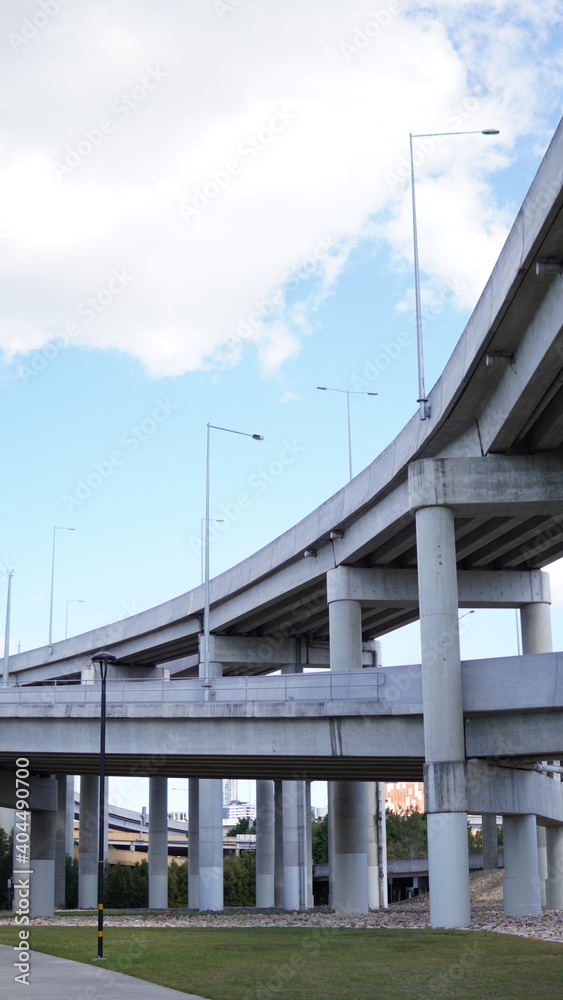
[0,944,208,999]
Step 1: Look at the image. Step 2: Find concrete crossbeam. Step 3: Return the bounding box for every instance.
[326,566,550,608]
[205,634,378,668]
[424,760,563,825]
[409,454,563,517]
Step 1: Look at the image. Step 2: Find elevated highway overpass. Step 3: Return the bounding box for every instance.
[2,118,563,929]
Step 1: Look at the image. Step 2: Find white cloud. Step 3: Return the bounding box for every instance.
[0,0,560,378]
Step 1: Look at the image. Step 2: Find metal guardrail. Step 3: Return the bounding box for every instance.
[0,669,389,706]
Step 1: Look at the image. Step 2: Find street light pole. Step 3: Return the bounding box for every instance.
[91,649,117,961]
[2,569,14,686]
[200,518,225,584]
[65,598,85,639]
[317,386,378,480]
[204,424,263,690]
[409,128,500,420]
[49,526,75,647]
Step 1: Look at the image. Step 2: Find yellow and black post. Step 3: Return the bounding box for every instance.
[92,649,116,960]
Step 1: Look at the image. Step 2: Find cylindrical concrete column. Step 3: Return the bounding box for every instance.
[256,780,275,908]
[520,602,552,654]
[545,826,563,909]
[306,782,313,909]
[521,597,553,911]
[537,825,548,908]
[282,780,300,910]
[188,779,199,909]
[198,778,223,910]
[54,775,74,909]
[377,783,388,908]
[30,810,56,917]
[482,815,498,871]
[503,814,541,916]
[274,780,284,908]
[332,781,368,914]
[415,504,470,929]
[149,777,168,909]
[366,782,379,909]
[78,775,98,909]
[328,599,363,671]
[327,783,335,910]
[329,595,368,913]
[196,650,223,911]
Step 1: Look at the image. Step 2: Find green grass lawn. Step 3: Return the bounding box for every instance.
[0,925,562,999]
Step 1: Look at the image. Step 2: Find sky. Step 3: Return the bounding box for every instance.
[1,0,562,815]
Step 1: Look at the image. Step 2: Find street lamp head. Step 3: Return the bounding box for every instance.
[317,385,328,390]
[252,434,264,440]
[482,129,500,135]
[91,650,117,665]
[367,392,378,396]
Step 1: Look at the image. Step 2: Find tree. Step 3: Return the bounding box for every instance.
[168,859,188,907]
[311,814,328,864]
[0,829,13,910]
[227,816,256,836]
[65,855,78,909]
[386,808,427,858]
[223,851,255,906]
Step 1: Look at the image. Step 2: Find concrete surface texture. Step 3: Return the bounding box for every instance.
[0,944,208,999]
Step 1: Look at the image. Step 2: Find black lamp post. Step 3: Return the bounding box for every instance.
[91,649,117,959]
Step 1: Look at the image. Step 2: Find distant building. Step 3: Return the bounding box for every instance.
[385,782,424,814]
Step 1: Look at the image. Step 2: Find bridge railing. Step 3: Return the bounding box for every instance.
[0,667,403,706]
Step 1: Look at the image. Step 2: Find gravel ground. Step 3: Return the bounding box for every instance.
[1,871,561,943]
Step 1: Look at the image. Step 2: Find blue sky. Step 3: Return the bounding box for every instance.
[1,0,562,813]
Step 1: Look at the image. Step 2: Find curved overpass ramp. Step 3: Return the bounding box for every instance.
[7,118,563,686]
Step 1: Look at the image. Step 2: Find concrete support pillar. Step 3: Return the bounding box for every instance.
[365,783,389,910]
[256,780,275,908]
[278,663,308,910]
[198,778,223,910]
[332,781,368,914]
[327,783,335,910]
[196,651,223,911]
[274,780,284,908]
[78,774,98,909]
[306,782,313,908]
[482,815,498,870]
[188,779,199,909]
[537,825,548,907]
[55,775,73,909]
[415,504,470,929]
[377,783,388,908]
[281,780,302,910]
[30,810,56,917]
[328,598,363,671]
[328,594,368,914]
[503,815,541,916]
[520,601,552,655]
[545,826,563,909]
[148,776,168,909]
[367,782,379,909]
[521,597,553,909]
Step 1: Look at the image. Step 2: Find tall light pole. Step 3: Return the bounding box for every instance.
[204,424,263,690]
[409,128,500,420]
[49,526,75,647]
[3,569,14,686]
[200,518,225,584]
[91,649,117,960]
[317,386,378,480]
[65,598,85,639]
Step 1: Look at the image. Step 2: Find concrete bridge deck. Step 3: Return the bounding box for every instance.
[1,654,562,780]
